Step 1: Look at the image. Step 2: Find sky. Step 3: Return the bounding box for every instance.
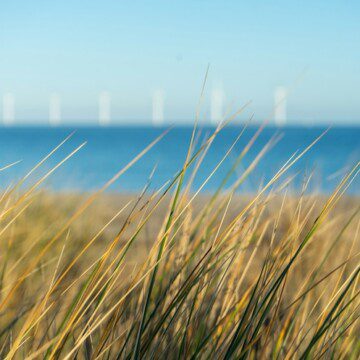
[0,0,359,125]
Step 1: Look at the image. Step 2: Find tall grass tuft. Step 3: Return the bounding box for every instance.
[0,122,358,359]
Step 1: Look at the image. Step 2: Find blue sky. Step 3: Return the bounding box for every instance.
[0,1,359,124]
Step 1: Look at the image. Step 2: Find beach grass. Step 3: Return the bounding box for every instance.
[0,122,359,359]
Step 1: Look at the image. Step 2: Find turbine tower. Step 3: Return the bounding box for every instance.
[274,86,287,126]
[99,92,111,126]
[2,93,15,126]
[211,88,224,125]
[152,90,164,126]
[49,93,61,126]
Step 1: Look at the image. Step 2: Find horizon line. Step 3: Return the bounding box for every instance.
[0,122,359,128]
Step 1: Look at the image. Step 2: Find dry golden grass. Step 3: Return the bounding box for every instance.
[0,123,359,359]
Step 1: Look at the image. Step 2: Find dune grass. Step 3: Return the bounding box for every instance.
[0,122,359,359]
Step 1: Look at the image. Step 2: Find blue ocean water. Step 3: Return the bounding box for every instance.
[0,126,359,194]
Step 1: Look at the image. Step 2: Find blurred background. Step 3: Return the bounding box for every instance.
[0,1,359,192]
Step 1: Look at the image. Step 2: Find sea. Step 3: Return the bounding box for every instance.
[0,125,359,194]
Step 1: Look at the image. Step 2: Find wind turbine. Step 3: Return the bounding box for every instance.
[99,92,111,126]
[274,86,287,126]
[49,93,61,126]
[211,88,224,125]
[2,93,15,126]
[152,90,164,126]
